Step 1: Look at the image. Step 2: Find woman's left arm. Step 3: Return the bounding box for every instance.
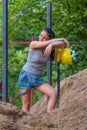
[44,39,69,57]
[51,39,69,48]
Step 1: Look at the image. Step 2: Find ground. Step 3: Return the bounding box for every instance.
[0,68,87,130]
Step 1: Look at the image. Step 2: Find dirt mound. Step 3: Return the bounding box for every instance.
[0,69,87,130]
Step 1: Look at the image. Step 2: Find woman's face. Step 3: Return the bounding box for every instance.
[39,31,50,41]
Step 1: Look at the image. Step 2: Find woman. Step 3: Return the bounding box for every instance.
[18,28,69,113]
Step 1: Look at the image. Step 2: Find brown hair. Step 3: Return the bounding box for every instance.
[42,28,55,39]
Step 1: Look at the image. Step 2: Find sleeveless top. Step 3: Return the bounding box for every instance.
[23,49,50,75]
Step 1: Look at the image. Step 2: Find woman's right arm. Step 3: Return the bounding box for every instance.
[30,38,67,50]
[30,41,50,50]
[30,38,65,50]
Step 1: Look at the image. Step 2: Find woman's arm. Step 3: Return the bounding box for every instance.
[44,41,65,57]
[44,40,69,57]
[30,41,50,50]
[30,38,66,50]
[51,39,69,48]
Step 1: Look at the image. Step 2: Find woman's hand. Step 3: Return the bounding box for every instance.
[44,44,53,57]
[64,39,70,48]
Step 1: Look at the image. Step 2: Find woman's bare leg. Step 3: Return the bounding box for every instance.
[35,83,58,113]
[20,88,30,112]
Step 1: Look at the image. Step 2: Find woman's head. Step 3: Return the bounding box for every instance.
[39,28,55,41]
[43,28,55,39]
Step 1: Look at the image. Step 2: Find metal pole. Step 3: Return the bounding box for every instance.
[57,62,60,107]
[47,2,52,103]
[47,2,52,85]
[2,0,8,102]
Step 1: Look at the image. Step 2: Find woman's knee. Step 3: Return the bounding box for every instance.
[50,89,58,98]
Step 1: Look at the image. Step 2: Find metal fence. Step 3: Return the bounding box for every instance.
[0,42,87,109]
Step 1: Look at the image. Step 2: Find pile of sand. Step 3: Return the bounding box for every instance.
[0,69,87,130]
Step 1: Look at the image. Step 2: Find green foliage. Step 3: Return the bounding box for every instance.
[0,0,87,108]
[0,1,2,43]
[8,0,47,41]
[8,45,28,107]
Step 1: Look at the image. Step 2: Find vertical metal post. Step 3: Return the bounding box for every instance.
[47,2,52,85]
[2,0,8,102]
[57,62,60,107]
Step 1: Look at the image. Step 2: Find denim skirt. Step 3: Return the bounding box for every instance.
[18,69,46,95]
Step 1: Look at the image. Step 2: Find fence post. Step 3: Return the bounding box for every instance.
[47,2,52,85]
[47,2,52,103]
[2,0,8,102]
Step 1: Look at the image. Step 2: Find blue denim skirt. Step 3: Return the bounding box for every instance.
[18,69,46,95]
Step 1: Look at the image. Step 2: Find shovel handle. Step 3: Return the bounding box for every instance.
[10,93,20,103]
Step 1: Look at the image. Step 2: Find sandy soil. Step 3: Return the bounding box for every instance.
[0,68,87,130]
